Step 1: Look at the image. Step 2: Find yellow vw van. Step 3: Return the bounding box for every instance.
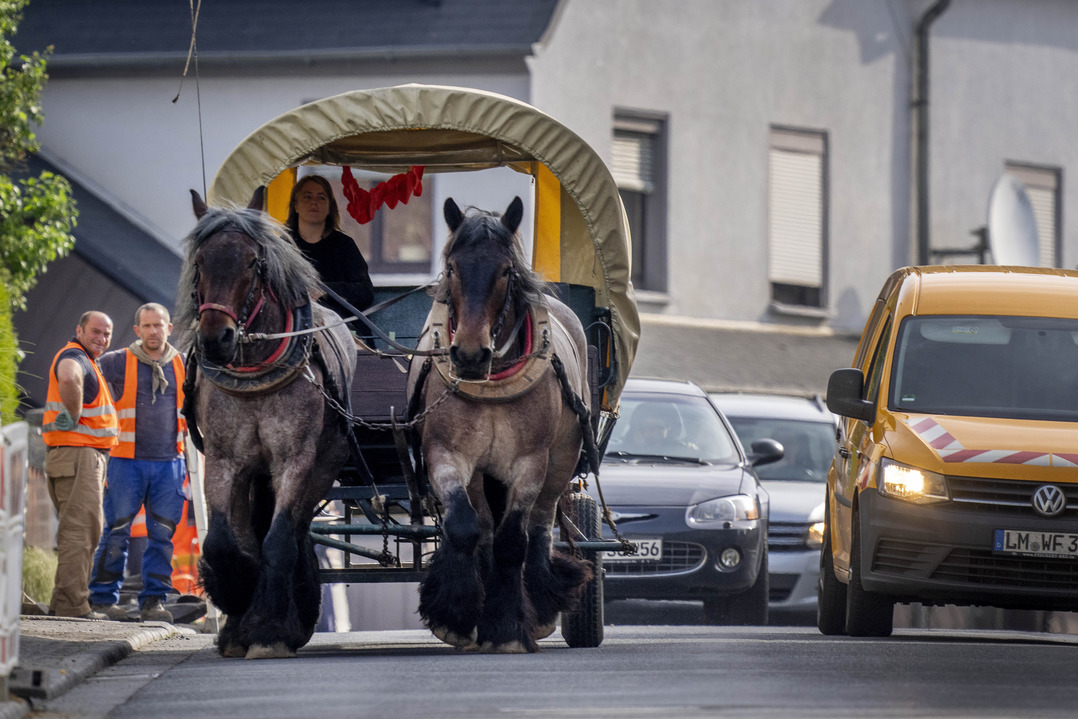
[819,266,1078,636]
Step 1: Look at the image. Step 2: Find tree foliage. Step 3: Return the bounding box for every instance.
[0,0,77,313]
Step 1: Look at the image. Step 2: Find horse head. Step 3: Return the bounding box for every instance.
[188,188,269,366]
[441,196,528,380]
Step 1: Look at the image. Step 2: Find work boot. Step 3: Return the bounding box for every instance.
[91,603,132,622]
[140,597,174,623]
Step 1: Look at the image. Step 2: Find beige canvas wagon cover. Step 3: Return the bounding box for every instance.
[208,84,639,406]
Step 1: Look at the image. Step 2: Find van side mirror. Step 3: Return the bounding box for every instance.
[748,438,784,468]
[826,368,876,423]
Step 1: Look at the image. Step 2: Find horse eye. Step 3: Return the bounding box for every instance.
[502,267,511,278]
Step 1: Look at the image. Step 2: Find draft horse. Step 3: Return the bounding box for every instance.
[408,196,595,653]
[179,189,357,659]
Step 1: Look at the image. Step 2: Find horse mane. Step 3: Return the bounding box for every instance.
[433,206,548,310]
[175,204,323,344]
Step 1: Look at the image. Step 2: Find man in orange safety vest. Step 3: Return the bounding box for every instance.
[42,311,119,619]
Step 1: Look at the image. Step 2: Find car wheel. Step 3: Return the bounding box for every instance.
[559,492,604,648]
[816,504,848,635]
[845,510,893,637]
[703,546,769,625]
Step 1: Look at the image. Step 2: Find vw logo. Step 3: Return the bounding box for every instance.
[1031,485,1067,518]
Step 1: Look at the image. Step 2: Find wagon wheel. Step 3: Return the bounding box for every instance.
[559,491,604,648]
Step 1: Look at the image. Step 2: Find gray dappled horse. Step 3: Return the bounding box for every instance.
[179,190,356,659]
[408,197,594,652]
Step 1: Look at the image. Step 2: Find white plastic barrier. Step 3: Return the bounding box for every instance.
[0,422,28,676]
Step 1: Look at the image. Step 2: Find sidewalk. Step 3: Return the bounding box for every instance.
[0,616,194,719]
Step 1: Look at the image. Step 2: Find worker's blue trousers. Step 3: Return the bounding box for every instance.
[88,457,186,608]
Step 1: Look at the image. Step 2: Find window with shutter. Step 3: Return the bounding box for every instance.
[1006,163,1060,268]
[768,128,828,309]
[614,114,667,294]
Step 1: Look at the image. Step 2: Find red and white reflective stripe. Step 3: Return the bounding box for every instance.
[905,416,962,453]
[1054,454,1078,468]
[903,416,1057,465]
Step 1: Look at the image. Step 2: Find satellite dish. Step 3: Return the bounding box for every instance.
[987,174,1039,266]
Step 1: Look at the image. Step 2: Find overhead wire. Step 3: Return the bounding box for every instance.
[172,0,207,198]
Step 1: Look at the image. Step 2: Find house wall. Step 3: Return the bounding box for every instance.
[30,0,1078,336]
[930,0,1078,269]
[529,0,1078,332]
[36,65,532,256]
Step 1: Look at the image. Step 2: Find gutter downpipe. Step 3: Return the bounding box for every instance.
[914,0,951,265]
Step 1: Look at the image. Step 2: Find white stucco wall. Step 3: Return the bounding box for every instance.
[930,0,1078,270]
[529,0,908,331]
[529,0,1078,332]
[36,70,531,256]
[32,0,1078,333]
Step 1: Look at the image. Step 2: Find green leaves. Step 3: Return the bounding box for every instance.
[0,0,76,312]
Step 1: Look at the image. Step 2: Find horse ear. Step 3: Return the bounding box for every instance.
[191,190,208,219]
[501,196,524,234]
[444,198,463,232]
[248,186,267,211]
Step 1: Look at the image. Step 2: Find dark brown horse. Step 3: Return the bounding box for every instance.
[178,190,356,659]
[408,197,594,652]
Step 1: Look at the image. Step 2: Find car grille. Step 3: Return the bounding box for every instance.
[769,573,798,602]
[873,537,1078,591]
[948,476,1078,517]
[768,522,811,552]
[603,541,705,576]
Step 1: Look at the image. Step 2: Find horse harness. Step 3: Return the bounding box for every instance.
[183,301,352,457]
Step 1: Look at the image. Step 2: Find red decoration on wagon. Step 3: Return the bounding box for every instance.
[340,165,424,224]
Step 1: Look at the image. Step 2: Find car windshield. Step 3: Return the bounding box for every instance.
[605,392,739,463]
[726,417,834,482]
[890,315,1078,421]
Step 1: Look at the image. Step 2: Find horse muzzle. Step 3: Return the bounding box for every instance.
[449,344,493,380]
[197,313,239,366]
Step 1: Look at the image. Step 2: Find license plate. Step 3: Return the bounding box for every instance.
[603,538,662,562]
[994,529,1078,558]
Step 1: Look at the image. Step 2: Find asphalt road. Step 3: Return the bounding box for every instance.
[36,622,1078,719]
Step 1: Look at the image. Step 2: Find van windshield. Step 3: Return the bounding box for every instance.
[890,315,1078,421]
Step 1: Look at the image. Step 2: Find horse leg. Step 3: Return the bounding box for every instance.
[292,530,321,649]
[523,468,594,641]
[476,501,538,653]
[200,511,261,658]
[242,510,311,659]
[524,523,594,641]
[419,485,483,649]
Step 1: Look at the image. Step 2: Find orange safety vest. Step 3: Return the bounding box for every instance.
[110,350,186,459]
[43,341,118,449]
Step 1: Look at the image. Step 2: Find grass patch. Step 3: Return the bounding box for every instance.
[22,545,56,604]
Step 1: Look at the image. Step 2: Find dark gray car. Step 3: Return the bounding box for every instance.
[591,378,777,625]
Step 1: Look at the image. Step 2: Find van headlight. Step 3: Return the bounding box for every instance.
[879,459,948,504]
[806,503,825,549]
[687,494,760,526]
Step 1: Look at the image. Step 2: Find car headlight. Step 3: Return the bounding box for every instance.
[687,494,760,526]
[805,502,825,549]
[879,458,949,504]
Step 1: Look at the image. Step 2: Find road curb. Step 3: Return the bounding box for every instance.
[1,621,179,718]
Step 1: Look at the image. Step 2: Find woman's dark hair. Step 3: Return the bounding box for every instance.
[285,174,341,237]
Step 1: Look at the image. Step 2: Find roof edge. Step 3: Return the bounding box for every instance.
[44,44,536,72]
